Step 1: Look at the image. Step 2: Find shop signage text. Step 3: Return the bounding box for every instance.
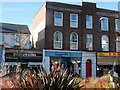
[97,52,120,57]
[45,51,82,57]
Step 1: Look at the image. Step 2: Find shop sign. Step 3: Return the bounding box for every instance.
[97,52,120,57]
[55,52,70,57]
[45,51,82,57]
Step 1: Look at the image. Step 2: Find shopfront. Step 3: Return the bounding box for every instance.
[97,52,120,76]
[43,50,96,78]
[43,50,82,76]
[3,49,43,74]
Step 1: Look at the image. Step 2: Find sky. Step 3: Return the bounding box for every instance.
[0,0,120,36]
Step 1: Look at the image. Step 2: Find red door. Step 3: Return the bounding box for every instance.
[86,60,92,78]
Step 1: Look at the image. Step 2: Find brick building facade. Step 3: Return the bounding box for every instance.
[34,2,120,51]
[33,2,120,78]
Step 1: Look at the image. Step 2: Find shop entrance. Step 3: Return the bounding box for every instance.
[50,57,81,75]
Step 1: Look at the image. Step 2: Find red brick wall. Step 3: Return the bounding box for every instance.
[36,2,119,52]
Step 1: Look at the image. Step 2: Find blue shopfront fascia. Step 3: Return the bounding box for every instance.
[45,50,82,58]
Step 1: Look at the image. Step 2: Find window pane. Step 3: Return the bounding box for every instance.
[101,35,109,51]
[86,15,93,29]
[116,19,120,32]
[86,34,93,50]
[116,36,120,52]
[54,32,62,41]
[70,32,78,50]
[70,42,77,49]
[54,42,62,49]
[54,12,63,26]
[71,14,77,20]
[70,14,78,28]
[116,19,118,31]
[54,31,62,49]
[55,12,62,19]
[101,17,108,31]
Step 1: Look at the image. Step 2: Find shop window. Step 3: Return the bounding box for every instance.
[54,31,62,49]
[101,35,109,51]
[70,32,78,50]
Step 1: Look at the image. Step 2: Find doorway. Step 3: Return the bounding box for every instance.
[86,59,92,78]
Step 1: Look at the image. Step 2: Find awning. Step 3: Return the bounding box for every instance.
[97,57,120,65]
[5,56,42,62]
[5,49,42,54]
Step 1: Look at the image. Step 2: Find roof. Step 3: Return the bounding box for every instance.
[0,23,31,34]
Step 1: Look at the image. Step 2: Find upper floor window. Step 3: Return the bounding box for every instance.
[54,11,63,26]
[100,17,108,31]
[86,34,93,50]
[70,14,78,28]
[86,15,93,29]
[115,19,120,32]
[54,31,62,49]
[116,36,120,52]
[101,35,109,51]
[70,32,78,50]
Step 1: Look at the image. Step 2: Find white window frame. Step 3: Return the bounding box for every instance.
[115,19,119,32]
[86,34,93,50]
[116,36,120,52]
[54,11,63,26]
[70,14,78,28]
[54,31,62,49]
[100,17,108,31]
[86,15,93,29]
[101,35,109,51]
[115,19,120,32]
[70,32,78,50]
